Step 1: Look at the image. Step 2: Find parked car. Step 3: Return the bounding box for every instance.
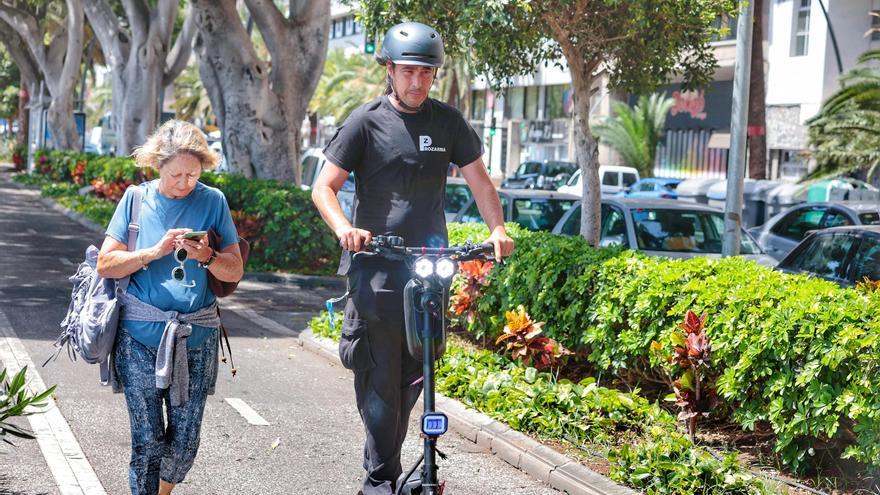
[552,197,775,265]
[620,178,683,199]
[445,176,473,222]
[502,160,578,190]
[299,148,355,219]
[453,189,579,232]
[748,202,880,261]
[777,226,880,287]
[557,166,640,196]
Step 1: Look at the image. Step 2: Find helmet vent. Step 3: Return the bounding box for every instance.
[402,52,436,59]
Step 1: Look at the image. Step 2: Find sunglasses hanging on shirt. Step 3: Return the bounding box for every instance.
[171,247,196,288]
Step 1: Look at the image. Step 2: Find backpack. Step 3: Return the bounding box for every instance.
[47,186,144,384]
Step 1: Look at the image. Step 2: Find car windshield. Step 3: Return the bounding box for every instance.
[631,208,761,254]
[512,198,576,231]
[517,162,542,176]
[859,212,880,225]
[445,183,473,214]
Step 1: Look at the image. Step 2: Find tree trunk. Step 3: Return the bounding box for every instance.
[85,0,190,156]
[192,0,295,180]
[557,38,602,246]
[16,79,27,147]
[748,0,767,179]
[0,0,83,150]
[117,32,166,155]
[192,0,329,182]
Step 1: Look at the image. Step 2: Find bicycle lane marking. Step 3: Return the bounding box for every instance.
[0,307,106,495]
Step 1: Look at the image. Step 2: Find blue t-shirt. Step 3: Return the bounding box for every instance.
[106,180,239,349]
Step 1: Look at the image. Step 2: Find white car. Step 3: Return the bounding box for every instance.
[557,165,640,196]
[300,148,354,219]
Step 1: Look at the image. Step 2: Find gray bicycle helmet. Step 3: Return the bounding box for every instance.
[376,22,444,68]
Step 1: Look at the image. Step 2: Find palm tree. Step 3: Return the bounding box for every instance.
[592,93,674,178]
[807,50,880,181]
[311,48,385,124]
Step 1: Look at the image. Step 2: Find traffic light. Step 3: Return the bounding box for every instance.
[365,35,376,54]
[489,117,497,136]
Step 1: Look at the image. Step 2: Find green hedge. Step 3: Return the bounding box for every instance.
[308,312,777,494]
[447,224,880,472]
[22,150,339,275]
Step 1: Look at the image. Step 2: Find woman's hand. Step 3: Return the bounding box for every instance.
[149,228,191,261]
[174,233,211,263]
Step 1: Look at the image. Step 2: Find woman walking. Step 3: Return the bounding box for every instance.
[97,120,243,494]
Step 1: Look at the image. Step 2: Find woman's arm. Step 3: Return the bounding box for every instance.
[96,228,189,279]
[176,236,243,282]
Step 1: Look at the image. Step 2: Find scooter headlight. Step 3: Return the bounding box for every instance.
[435,258,456,279]
[414,257,434,278]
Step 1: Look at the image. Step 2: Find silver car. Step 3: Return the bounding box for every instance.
[552,197,776,266]
[748,202,880,261]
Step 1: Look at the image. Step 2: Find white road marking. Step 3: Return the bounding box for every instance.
[27,228,37,235]
[0,308,106,495]
[224,398,270,426]
[59,257,75,266]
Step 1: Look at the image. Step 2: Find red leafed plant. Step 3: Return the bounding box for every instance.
[667,310,718,442]
[495,305,572,370]
[856,276,880,294]
[448,259,494,324]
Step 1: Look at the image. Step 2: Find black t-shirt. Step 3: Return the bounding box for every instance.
[323,96,483,274]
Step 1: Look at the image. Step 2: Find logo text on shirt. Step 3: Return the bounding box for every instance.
[419,135,446,152]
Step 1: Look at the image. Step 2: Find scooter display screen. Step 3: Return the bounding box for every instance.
[421,413,448,436]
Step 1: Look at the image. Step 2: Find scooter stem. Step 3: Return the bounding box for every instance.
[421,293,440,495]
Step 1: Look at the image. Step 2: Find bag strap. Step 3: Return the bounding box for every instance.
[118,185,144,294]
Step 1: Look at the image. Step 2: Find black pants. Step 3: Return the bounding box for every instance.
[340,266,422,495]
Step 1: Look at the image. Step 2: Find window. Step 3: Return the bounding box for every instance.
[516,162,542,176]
[859,212,880,225]
[353,18,362,34]
[791,0,811,57]
[631,209,760,254]
[343,16,353,36]
[788,234,854,281]
[636,182,655,192]
[511,198,575,231]
[544,85,571,120]
[851,237,880,282]
[602,172,619,186]
[821,209,852,229]
[471,90,486,120]
[525,86,539,120]
[505,87,525,120]
[301,155,320,187]
[622,173,638,188]
[444,183,473,216]
[871,11,880,41]
[459,197,508,223]
[333,19,344,39]
[771,206,826,241]
[600,205,629,247]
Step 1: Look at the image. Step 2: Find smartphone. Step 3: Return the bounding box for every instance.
[182,231,208,241]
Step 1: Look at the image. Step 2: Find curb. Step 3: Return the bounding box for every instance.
[6,174,345,289]
[297,329,638,495]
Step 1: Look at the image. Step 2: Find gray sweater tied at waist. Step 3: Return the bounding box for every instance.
[119,292,221,406]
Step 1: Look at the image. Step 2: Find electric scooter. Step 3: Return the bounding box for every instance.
[346,235,495,495]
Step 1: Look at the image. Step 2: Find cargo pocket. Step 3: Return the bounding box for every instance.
[338,318,375,371]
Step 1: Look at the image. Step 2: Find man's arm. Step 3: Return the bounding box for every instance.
[459,158,515,259]
[311,161,372,251]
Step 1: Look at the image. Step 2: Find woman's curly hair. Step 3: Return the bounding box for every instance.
[131,120,219,170]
